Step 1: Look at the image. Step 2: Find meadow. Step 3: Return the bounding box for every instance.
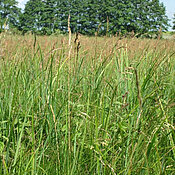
[0,33,175,174]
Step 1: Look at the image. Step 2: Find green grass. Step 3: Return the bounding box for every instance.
[0,34,175,174]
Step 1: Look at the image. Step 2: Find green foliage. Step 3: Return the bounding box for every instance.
[54,0,70,33]
[18,0,169,35]
[0,0,21,32]
[0,35,174,174]
[130,0,169,35]
[41,0,57,35]
[19,0,44,34]
[0,0,170,35]
[173,13,175,30]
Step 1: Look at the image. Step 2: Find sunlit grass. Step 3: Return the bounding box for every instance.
[0,34,174,174]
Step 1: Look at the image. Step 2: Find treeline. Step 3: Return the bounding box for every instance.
[173,14,175,30]
[0,0,170,36]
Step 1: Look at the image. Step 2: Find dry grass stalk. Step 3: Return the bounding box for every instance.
[74,32,81,60]
[134,68,143,127]
[67,14,72,167]
[68,14,72,60]
[68,14,71,47]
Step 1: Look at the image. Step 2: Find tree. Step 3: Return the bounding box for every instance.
[19,0,44,34]
[109,0,169,36]
[78,0,169,36]
[41,0,57,35]
[173,13,175,30]
[20,0,63,35]
[54,0,70,33]
[132,0,169,35]
[70,0,85,33]
[18,0,169,36]
[106,0,135,35]
[0,0,21,32]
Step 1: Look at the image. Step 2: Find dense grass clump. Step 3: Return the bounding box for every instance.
[0,34,175,174]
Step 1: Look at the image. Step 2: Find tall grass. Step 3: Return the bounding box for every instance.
[0,34,175,174]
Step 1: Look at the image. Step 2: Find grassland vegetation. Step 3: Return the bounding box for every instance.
[0,33,175,174]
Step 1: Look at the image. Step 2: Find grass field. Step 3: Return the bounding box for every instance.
[0,33,175,174]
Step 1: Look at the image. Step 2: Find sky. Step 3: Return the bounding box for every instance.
[17,0,174,30]
[160,0,175,29]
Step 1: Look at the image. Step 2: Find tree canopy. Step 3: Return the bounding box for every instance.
[0,0,170,36]
[173,13,175,30]
[0,0,21,32]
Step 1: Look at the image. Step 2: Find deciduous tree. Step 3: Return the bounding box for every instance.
[19,0,44,34]
[18,0,170,36]
[0,0,21,32]
[173,13,175,30]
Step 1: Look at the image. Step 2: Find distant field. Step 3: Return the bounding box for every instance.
[0,34,175,174]
[162,32,175,40]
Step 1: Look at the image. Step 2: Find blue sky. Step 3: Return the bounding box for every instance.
[17,0,174,30]
[160,0,174,29]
